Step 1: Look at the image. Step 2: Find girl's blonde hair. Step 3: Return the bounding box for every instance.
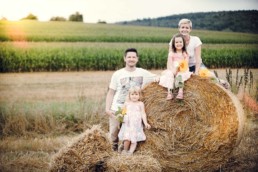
[178,18,192,29]
[127,86,141,101]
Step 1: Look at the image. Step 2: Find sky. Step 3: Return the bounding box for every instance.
[0,0,257,23]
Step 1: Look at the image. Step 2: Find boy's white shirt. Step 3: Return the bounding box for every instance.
[109,67,156,111]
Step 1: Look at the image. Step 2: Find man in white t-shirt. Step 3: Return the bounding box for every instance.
[105,48,157,151]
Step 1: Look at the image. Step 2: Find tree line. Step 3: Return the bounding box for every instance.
[1,12,84,22]
[117,10,258,34]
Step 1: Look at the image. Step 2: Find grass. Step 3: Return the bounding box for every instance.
[0,69,257,171]
[1,20,258,43]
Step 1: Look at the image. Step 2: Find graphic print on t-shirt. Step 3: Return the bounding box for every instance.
[117,76,143,104]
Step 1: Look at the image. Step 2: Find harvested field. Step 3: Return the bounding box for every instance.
[0,69,257,171]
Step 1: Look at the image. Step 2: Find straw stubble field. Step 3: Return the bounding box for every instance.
[0,69,257,171]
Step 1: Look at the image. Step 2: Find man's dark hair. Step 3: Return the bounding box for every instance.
[124,48,138,57]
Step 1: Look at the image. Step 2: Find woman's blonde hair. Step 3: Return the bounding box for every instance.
[178,18,192,28]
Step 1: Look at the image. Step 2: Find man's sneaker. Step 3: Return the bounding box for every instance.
[112,143,118,151]
[121,150,128,155]
[118,144,124,153]
[121,150,133,155]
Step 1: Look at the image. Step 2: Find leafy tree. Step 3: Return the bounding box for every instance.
[97,20,107,24]
[21,13,38,20]
[117,10,258,34]
[50,16,67,21]
[69,12,83,22]
[1,17,7,21]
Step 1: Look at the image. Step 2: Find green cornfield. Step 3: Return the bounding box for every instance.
[0,20,257,72]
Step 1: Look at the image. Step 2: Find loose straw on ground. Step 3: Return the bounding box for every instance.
[49,125,112,172]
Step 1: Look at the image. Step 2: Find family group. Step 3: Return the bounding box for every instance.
[105,18,210,155]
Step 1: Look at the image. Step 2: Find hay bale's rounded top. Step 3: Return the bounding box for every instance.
[138,75,244,172]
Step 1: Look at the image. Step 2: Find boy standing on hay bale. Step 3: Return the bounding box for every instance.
[159,33,192,100]
[118,86,151,155]
[105,48,158,151]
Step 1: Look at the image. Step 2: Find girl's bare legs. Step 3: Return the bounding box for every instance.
[123,140,130,151]
[166,88,173,100]
[176,87,184,99]
[128,142,137,155]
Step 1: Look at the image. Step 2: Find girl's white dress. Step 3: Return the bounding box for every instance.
[159,52,192,89]
[159,70,174,89]
[118,102,146,143]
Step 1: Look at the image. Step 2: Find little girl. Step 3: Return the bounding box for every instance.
[159,33,192,99]
[118,86,151,155]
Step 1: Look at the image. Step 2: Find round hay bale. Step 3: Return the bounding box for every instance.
[137,75,245,172]
[106,154,162,172]
[49,125,112,172]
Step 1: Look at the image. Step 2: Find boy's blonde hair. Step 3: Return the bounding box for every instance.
[178,18,192,29]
